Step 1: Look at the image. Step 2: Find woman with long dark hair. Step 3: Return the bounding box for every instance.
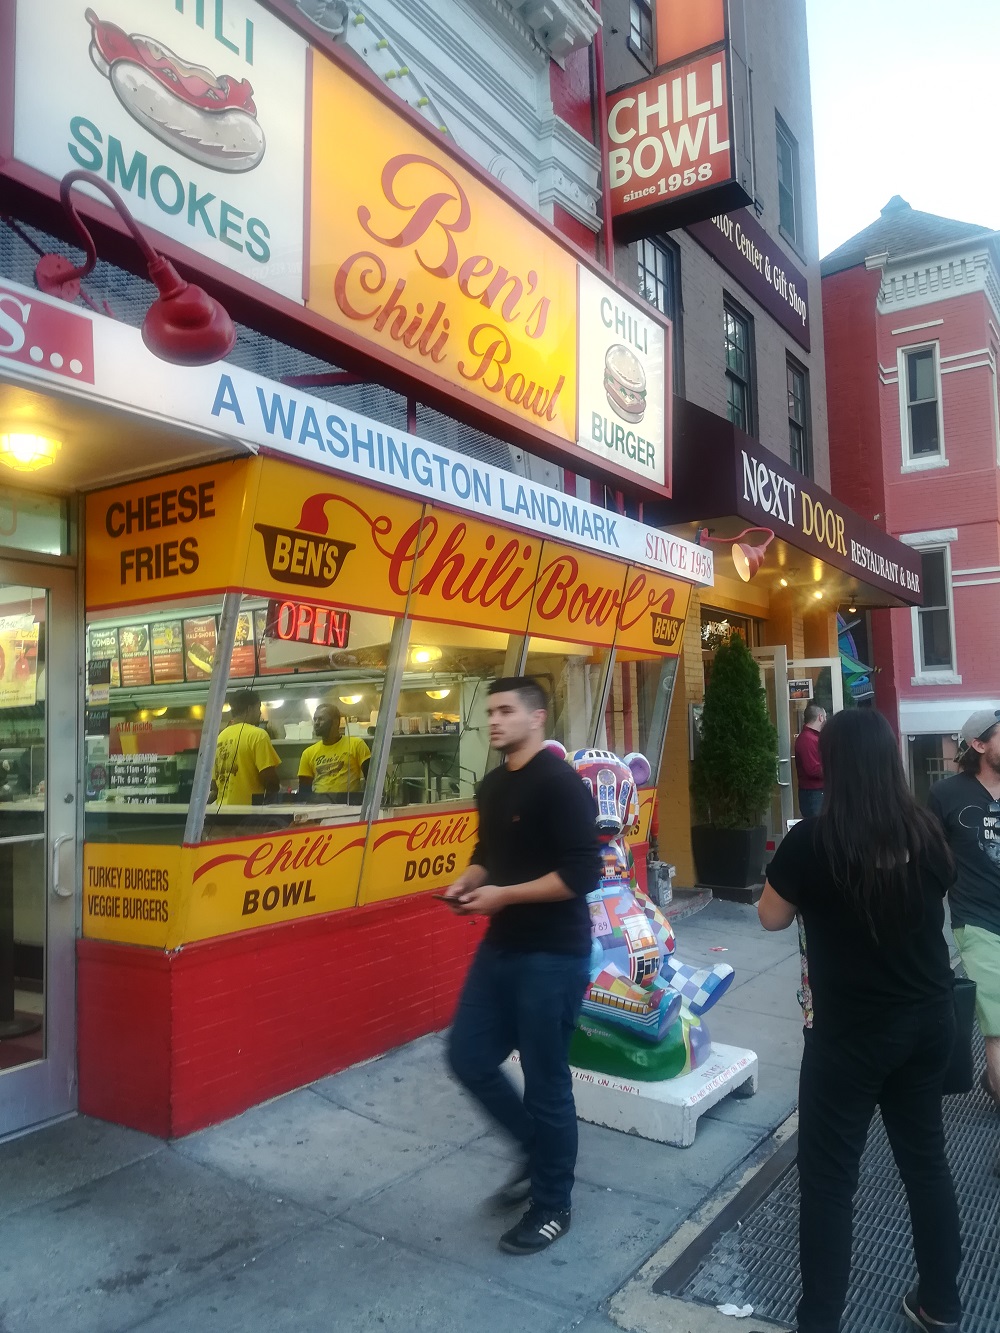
[758,708,963,1333]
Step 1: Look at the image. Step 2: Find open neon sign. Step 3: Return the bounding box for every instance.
[265,599,351,648]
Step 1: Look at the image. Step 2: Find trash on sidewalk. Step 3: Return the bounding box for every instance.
[710,946,729,952]
[717,1302,754,1317]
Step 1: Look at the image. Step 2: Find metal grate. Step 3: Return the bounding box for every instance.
[676,1031,1000,1332]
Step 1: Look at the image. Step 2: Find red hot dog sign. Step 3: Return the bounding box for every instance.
[12,0,307,300]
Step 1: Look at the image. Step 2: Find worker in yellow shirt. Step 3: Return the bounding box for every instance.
[298,702,371,804]
[210,690,281,806]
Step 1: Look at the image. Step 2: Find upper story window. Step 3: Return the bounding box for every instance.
[636,236,682,387]
[724,300,755,434]
[775,114,802,249]
[916,548,955,673]
[899,344,945,466]
[629,0,654,63]
[786,356,812,477]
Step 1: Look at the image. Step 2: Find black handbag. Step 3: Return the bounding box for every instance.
[942,975,977,1095]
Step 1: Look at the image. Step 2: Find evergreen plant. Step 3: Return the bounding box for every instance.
[692,632,778,829]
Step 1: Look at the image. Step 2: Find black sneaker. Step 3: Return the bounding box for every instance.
[902,1287,961,1331]
[485,1160,531,1214]
[499,1203,571,1255]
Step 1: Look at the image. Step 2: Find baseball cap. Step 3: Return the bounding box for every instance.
[958,708,1000,751]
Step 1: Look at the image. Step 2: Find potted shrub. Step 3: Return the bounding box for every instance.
[691,632,778,900]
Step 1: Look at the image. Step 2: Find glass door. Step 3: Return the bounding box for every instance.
[751,645,794,841]
[0,562,78,1138]
[786,658,844,818]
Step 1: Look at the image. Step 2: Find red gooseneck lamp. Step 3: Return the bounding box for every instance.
[35,170,236,365]
[696,526,776,582]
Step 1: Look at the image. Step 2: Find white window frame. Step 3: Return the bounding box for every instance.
[897,341,947,471]
[900,530,961,685]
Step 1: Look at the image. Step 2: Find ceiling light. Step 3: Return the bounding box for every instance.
[779,577,788,588]
[222,703,231,713]
[0,433,62,471]
[426,688,451,700]
[848,605,857,614]
[411,646,442,665]
[814,591,824,600]
[339,693,364,705]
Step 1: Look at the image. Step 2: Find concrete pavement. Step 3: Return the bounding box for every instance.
[0,900,803,1332]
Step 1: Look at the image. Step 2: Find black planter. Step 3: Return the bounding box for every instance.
[691,825,768,902]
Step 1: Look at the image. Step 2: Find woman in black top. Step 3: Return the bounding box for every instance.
[759,709,962,1333]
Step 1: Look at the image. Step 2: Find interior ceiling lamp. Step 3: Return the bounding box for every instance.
[426,688,451,700]
[0,433,62,472]
[35,170,236,365]
[411,646,443,665]
[339,694,364,705]
[696,526,776,582]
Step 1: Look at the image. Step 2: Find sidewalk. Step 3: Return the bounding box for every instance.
[0,900,803,1333]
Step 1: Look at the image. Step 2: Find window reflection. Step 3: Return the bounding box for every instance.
[523,638,610,753]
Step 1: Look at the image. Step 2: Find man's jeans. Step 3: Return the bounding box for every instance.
[448,940,590,1212]
[798,788,824,818]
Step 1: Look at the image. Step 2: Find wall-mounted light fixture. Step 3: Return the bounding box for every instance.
[696,526,776,582]
[36,170,236,365]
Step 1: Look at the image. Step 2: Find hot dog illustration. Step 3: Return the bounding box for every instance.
[85,9,266,173]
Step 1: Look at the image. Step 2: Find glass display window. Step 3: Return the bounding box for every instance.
[523,638,611,753]
[603,648,678,777]
[382,623,520,811]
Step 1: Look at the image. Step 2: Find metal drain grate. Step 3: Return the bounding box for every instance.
[673,1032,1000,1332]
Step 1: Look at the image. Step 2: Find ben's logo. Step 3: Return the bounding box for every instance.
[254,494,356,589]
[650,612,683,648]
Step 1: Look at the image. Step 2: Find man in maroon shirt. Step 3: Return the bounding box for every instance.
[794,703,827,818]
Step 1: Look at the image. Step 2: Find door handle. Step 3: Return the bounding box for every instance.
[52,833,74,898]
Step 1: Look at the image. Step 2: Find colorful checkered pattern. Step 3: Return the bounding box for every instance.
[664,957,735,1016]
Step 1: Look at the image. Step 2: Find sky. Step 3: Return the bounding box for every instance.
[805,0,1000,257]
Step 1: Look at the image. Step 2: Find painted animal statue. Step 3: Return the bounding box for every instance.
[557,745,735,1081]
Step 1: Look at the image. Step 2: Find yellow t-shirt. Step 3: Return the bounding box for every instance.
[298,735,371,795]
[212,722,281,806]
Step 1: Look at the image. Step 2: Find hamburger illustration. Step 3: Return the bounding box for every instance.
[603,343,647,424]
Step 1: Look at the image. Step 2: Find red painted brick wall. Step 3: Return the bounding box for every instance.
[79,897,485,1138]
[822,265,885,524]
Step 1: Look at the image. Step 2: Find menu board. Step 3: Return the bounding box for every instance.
[117,624,152,687]
[151,620,184,684]
[87,625,121,688]
[183,616,218,680]
[229,612,256,678]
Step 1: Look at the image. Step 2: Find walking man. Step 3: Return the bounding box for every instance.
[929,708,1000,1115]
[444,677,600,1255]
[794,703,827,818]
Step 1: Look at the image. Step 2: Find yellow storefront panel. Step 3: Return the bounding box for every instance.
[85,460,253,611]
[82,843,181,949]
[358,807,480,906]
[614,568,692,656]
[528,541,630,649]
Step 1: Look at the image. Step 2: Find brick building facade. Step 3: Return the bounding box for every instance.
[822,197,1000,799]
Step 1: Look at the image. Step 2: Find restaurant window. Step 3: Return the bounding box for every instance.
[787,356,812,477]
[901,345,944,463]
[382,623,519,811]
[637,236,683,388]
[524,639,611,753]
[604,651,678,780]
[724,300,755,434]
[776,113,802,248]
[914,548,956,675]
[629,0,654,63]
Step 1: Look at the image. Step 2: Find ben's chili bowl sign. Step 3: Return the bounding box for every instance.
[308,55,579,450]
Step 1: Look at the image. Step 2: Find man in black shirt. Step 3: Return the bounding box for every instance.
[444,677,600,1255]
[928,707,1000,1116]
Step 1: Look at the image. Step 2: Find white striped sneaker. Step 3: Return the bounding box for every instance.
[498,1204,571,1255]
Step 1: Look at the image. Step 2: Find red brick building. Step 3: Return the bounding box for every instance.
[822,197,1000,797]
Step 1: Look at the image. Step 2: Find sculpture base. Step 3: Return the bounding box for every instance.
[505,1043,758,1148]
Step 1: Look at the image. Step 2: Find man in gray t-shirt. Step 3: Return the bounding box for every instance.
[928,708,1000,1120]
